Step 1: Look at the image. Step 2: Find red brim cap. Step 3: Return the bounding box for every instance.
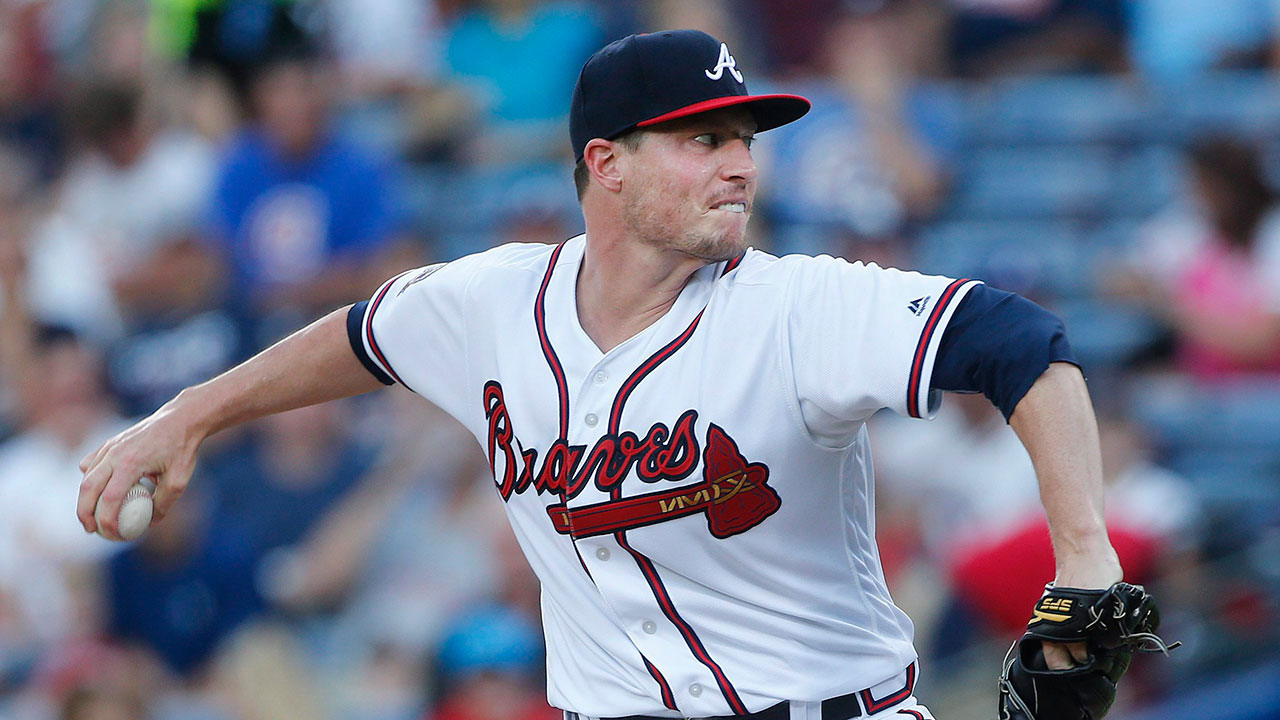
[570,30,812,163]
[636,93,812,132]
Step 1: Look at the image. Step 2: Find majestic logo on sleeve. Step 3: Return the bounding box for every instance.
[483,381,778,539]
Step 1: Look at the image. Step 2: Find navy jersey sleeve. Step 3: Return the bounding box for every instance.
[930,284,1078,420]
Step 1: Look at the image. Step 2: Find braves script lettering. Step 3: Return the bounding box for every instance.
[484,381,780,539]
[484,381,700,501]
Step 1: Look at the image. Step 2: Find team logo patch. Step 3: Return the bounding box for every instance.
[699,425,780,537]
[484,381,778,539]
[705,42,744,83]
[545,423,779,539]
[908,295,930,316]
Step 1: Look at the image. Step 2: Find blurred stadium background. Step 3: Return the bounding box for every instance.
[0,1,1278,719]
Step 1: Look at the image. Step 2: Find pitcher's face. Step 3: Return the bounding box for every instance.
[618,107,758,262]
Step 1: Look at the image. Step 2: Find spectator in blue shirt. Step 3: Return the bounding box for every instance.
[208,41,417,349]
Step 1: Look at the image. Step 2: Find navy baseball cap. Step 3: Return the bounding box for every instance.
[570,30,811,163]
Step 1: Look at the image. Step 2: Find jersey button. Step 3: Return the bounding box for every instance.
[596,547,610,561]
[689,684,702,697]
[584,413,599,427]
[642,620,656,634]
[593,371,608,384]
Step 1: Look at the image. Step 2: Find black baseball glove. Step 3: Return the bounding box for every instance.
[998,582,1180,720]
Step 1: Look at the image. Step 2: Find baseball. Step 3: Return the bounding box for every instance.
[96,478,155,541]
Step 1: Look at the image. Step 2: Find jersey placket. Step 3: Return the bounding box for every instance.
[566,351,725,715]
[534,242,685,712]
[571,325,752,717]
[564,349,703,712]
[539,243,749,715]
[609,311,749,717]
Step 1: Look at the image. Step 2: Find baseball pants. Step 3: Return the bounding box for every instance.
[563,664,935,720]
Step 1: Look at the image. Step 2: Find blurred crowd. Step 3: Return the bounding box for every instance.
[0,1,1278,720]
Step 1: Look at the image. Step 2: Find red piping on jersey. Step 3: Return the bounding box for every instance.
[614,532,749,715]
[860,662,917,714]
[364,270,415,388]
[643,657,679,712]
[608,310,705,434]
[606,253,741,434]
[534,241,678,707]
[898,710,926,720]
[535,242,572,438]
[906,279,969,418]
[534,247,749,715]
[607,305,749,717]
[533,246,597,577]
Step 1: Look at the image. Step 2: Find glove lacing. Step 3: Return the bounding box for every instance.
[998,642,1037,720]
[1084,603,1182,655]
[998,601,1181,720]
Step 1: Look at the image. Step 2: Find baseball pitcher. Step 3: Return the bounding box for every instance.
[79,30,1174,720]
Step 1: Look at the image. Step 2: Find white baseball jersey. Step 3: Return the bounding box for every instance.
[351,235,980,718]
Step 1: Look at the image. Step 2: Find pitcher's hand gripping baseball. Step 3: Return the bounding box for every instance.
[998,582,1180,720]
[77,395,205,540]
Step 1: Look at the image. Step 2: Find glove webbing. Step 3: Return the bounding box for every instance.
[1082,601,1181,655]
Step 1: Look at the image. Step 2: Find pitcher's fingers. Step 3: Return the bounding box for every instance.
[1067,641,1089,664]
[150,465,192,524]
[93,471,138,540]
[77,462,114,532]
[1043,641,1075,670]
[79,440,112,473]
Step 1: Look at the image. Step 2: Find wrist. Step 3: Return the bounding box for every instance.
[169,385,221,440]
[1053,542,1123,589]
[1054,520,1116,556]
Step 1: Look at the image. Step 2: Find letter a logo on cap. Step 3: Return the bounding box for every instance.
[704,42,744,83]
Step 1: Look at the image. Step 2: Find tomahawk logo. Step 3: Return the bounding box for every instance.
[545,423,780,540]
[705,42,744,83]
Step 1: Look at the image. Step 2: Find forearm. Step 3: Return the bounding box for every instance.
[1009,362,1121,586]
[78,305,387,536]
[179,305,385,438]
[931,289,1112,564]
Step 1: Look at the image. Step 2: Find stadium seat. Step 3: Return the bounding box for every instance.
[915,219,1096,298]
[1170,71,1280,138]
[964,75,1164,145]
[949,146,1118,219]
